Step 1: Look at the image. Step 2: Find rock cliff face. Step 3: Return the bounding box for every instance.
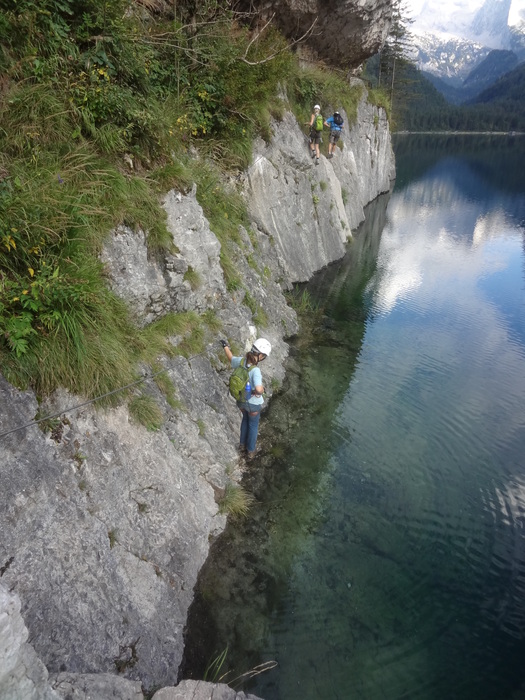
[236,0,393,69]
[0,94,394,699]
[243,97,394,281]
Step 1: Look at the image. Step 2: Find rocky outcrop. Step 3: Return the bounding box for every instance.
[243,96,395,281]
[151,680,262,699]
[100,186,227,325]
[0,584,60,700]
[0,93,394,699]
[236,0,393,69]
[0,582,259,700]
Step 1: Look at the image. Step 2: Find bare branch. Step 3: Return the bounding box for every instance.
[239,16,319,66]
[243,13,276,56]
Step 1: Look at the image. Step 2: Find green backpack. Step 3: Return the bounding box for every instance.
[314,113,323,131]
[229,360,250,401]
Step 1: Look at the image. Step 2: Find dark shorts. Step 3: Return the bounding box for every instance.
[237,400,262,415]
[310,130,322,144]
[329,130,341,144]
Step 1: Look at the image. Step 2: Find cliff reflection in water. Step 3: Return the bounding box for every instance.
[180,192,391,689]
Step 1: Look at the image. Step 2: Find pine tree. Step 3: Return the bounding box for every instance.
[377,0,414,121]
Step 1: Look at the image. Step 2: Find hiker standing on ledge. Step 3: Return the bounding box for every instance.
[324,111,344,158]
[221,338,272,460]
[307,104,323,165]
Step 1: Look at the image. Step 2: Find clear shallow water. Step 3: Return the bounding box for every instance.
[182,135,525,699]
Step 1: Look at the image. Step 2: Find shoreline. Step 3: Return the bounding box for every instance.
[394,131,525,136]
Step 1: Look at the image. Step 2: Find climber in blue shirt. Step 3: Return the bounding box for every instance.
[324,111,344,159]
[221,337,272,460]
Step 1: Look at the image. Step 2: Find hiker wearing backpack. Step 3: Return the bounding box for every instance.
[221,337,272,459]
[324,111,344,158]
[307,104,323,165]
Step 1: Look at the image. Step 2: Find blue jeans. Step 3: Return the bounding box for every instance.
[237,402,262,453]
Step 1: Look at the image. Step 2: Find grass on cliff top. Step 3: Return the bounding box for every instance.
[289,64,365,130]
[367,87,392,121]
[0,0,381,401]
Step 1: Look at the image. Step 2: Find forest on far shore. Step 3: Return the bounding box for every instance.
[393,62,525,133]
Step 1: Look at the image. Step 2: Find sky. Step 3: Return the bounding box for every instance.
[407,0,525,30]
[406,0,525,48]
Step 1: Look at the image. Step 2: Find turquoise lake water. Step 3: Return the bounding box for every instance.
[182,135,525,700]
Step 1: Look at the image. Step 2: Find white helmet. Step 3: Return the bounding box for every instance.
[314,104,320,111]
[252,338,272,357]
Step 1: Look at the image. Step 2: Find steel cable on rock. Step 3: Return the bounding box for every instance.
[0,349,211,441]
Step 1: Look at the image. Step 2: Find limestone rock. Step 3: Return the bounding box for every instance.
[0,584,60,700]
[152,680,263,699]
[236,0,393,68]
[0,99,394,697]
[50,672,143,699]
[101,186,228,324]
[242,95,395,282]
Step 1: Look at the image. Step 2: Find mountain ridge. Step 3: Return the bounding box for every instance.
[409,0,525,92]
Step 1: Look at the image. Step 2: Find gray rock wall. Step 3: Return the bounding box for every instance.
[243,96,395,281]
[236,0,394,69]
[0,584,60,700]
[0,96,394,699]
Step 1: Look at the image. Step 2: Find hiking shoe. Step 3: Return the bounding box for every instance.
[237,444,247,454]
[328,153,333,159]
[311,151,316,159]
[315,157,319,165]
[246,450,256,460]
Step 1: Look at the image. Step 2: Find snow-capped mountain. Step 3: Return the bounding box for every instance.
[471,0,512,46]
[408,0,525,84]
[409,35,491,83]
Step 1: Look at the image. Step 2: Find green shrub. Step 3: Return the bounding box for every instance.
[243,290,257,314]
[218,483,255,518]
[129,394,164,431]
[139,311,203,361]
[202,309,222,333]
[253,306,269,329]
[285,288,317,314]
[177,324,205,358]
[367,87,391,120]
[204,648,228,683]
[183,266,202,290]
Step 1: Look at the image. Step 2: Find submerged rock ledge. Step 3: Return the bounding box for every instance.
[0,96,395,700]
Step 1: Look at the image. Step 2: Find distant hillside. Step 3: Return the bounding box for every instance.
[423,71,474,104]
[423,50,520,104]
[393,60,525,132]
[469,61,525,103]
[464,49,519,93]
